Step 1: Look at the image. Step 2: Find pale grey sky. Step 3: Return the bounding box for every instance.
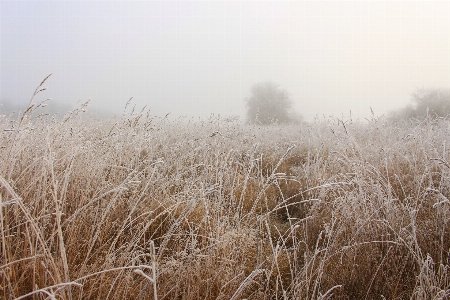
[1,1,450,121]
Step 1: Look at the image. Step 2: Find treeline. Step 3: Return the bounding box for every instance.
[244,82,450,125]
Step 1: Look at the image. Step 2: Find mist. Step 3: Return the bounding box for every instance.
[1,1,450,121]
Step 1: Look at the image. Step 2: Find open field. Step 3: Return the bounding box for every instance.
[1,102,449,299]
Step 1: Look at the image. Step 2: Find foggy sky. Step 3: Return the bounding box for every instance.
[1,1,450,121]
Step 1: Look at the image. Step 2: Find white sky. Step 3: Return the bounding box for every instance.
[1,1,450,121]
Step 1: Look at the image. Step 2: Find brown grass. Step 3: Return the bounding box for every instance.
[1,86,450,299]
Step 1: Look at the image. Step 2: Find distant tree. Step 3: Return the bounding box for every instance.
[388,88,450,122]
[413,88,450,118]
[245,81,301,125]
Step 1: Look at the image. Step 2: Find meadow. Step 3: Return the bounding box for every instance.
[1,94,449,299]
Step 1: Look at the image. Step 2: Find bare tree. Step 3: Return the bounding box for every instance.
[388,88,450,122]
[413,88,450,118]
[245,81,300,125]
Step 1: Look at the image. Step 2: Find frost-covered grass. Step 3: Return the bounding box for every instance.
[1,99,450,299]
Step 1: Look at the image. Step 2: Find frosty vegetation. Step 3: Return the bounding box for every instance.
[1,79,450,299]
